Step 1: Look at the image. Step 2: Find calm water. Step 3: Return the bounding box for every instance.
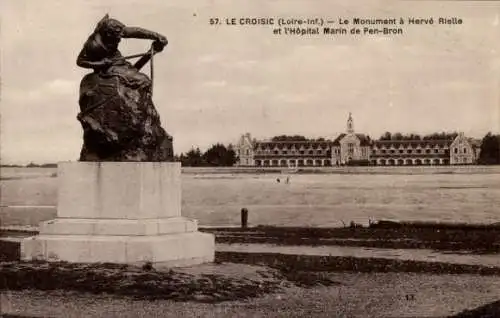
[1,167,500,227]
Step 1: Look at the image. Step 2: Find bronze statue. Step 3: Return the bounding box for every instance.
[76,14,174,162]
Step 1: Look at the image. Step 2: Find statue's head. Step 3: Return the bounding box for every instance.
[95,14,125,42]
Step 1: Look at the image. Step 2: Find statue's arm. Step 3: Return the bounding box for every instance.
[121,27,167,44]
[122,26,168,70]
[76,47,107,69]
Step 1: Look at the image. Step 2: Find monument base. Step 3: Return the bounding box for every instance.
[21,231,214,267]
[20,162,215,267]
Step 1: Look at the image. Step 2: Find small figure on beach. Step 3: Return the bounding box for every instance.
[76,14,174,162]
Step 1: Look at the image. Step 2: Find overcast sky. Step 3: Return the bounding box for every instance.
[1,0,499,164]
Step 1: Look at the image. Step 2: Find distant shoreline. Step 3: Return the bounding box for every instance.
[181,165,500,175]
[1,165,500,178]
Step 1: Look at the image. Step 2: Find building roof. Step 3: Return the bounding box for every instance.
[254,140,332,150]
[332,134,345,145]
[332,133,372,146]
[373,139,451,148]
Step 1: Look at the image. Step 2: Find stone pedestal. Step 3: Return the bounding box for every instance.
[21,162,215,267]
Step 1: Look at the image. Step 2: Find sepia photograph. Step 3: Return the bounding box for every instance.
[1,0,500,317]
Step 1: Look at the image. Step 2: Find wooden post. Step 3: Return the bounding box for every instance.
[241,208,248,228]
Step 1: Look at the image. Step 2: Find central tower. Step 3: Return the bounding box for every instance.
[347,112,354,134]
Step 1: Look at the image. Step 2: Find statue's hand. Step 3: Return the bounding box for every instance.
[102,58,114,66]
[152,40,166,53]
[94,58,114,72]
[156,34,168,45]
[152,34,168,53]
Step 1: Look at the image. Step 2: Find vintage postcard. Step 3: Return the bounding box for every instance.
[1,0,499,317]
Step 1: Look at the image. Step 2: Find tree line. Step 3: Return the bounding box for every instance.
[478,133,500,165]
[378,131,459,141]
[177,143,237,167]
[271,135,327,142]
[1,162,58,168]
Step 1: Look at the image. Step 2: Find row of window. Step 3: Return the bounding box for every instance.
[255,150,328,155]
[374,148,443,155]
[374,145,449,150]
[255,159,332,167]
[244,147,469,156]
[452,156,473,163]
[374,147,468,155]
[374,158,448,165]
[255,146,328,151]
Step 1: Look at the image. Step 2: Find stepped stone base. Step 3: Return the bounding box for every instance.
[21,162,215,267]
[21,231,214,267]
